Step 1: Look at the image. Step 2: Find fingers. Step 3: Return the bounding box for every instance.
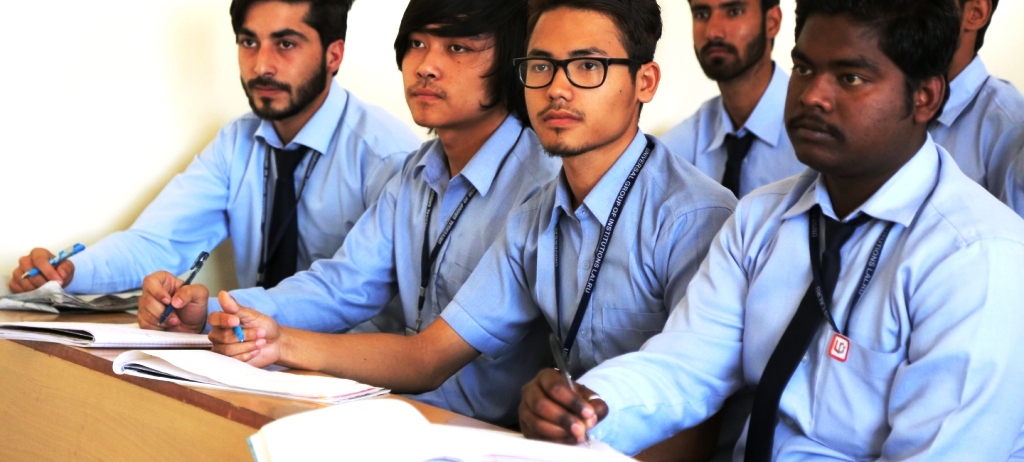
[519,369,597,444]
[9,249,58,293]
[577,384,609,422]
[138,271,181,330]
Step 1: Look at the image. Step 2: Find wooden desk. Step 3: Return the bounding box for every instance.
[0,311,503,461]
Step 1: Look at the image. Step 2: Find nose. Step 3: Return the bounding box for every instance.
[545,63,574,102]
[796,73,834,113]
[415,45,442,81]
[254,43,277,77]
[705,11,726,42]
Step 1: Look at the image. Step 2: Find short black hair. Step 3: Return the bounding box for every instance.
[394,0,529,126]
[230,0,354,50]
[687,0,780,15]
[527,0,663,76]
[960,0,999,52]
[795,0,959,118]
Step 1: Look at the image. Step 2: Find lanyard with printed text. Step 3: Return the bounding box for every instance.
[554,139,654,361]
[807,206,895,336]
[415,188,476,333]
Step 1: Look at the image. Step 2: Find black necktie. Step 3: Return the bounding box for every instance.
[261,148,307,289]
[722,133,756,197]
[744,207,871,462]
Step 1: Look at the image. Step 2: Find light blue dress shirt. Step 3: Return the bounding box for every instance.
[658,63,803,198]
[442,131,736,380]
[578,136,1024,460]
[66,81,419,294]
[213,116,561,426]
[931,57,1024,200]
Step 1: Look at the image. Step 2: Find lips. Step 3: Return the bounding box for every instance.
[407,81,446,101]
[787,114,845,143]
[539,109,584,128]
[701,43,737,59]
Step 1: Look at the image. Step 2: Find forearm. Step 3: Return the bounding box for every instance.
[276,320,477,394]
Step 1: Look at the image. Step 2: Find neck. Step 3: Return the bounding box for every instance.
[561,125,640,210]
[717,59,774,129]
[824,133,927,219]
[436,110,508,178]
[271,86,330,146]
[947,43,977,81]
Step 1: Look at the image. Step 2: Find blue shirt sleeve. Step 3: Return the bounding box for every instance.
[66,125,236,294]
[212,171,404,332]
[441,207,543,358]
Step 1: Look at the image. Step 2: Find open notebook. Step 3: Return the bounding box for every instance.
[0,322,212,348]
[0,281,140,313]
[247,399,635,462]
[113,349,387,404]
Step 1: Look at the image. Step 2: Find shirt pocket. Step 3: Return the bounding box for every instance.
[809,338,905,459]
[596,306,668,360]
[434,247,478,309]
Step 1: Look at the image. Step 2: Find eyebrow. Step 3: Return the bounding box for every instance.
[236,27,310,42]
[270,28,310,42]
[526,47,609,58]
[791,48,880,73]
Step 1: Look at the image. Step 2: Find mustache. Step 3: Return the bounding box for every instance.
[787,114,846,143]
[699,40,738,57]
[536,103,585,121]
[407,79,447,98]
[246,76,291,92]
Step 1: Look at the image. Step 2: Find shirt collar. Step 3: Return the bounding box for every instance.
[415,115,526,197]
[783,135,940,228]
[254,80,348,155]
[706,62,789,153]
[551,130,649,226]
[937,56,989,127]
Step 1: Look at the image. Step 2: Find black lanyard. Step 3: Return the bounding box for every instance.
[415,187,476,332]
[412,126,525,333]
[554,139,654,360]
[807,206,895,335]
[256,146,322,285]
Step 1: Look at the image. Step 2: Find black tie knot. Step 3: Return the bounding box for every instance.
[274,147,307,176]
[722,132,757,197]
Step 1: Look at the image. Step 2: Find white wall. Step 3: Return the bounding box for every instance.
[2,0,1021,295]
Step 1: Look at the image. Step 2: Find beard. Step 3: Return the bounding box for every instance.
[242,56,328,121]
[545,141,590,158]
[695,20,768,82]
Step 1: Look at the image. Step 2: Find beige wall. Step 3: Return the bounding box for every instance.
[2,0,1021,295]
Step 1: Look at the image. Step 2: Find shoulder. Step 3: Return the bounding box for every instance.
[332,88,422,158]
[921,151,1024,248]
[975,78,1024,125]
[505,128,562,189]
[657,96,721,155]
[640,136,737,220]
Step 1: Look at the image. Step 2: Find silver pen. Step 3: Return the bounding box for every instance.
[548,333,592,447]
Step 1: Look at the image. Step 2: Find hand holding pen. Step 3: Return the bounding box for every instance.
[517,334,608,446]
[137,252,212,334]
[9,244,85,294]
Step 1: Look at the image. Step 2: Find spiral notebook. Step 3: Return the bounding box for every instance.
[0,322,212,348]
[113,349,387,404]
[247,399,634,461]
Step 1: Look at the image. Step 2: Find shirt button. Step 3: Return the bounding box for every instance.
[583,261,591,269]
[802,354,809,362]
[782,416,795,426]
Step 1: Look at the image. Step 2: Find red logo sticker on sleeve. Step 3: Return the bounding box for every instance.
[828,333,850,362]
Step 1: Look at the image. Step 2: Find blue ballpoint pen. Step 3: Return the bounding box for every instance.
[549,333,592,447]
[158,251,210,325]
[22,243,86,279]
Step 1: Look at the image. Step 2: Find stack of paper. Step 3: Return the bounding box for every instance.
[0,322,212,348]
[113,349,388,404]
[0,281,139,313]
[247,399,635,461]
